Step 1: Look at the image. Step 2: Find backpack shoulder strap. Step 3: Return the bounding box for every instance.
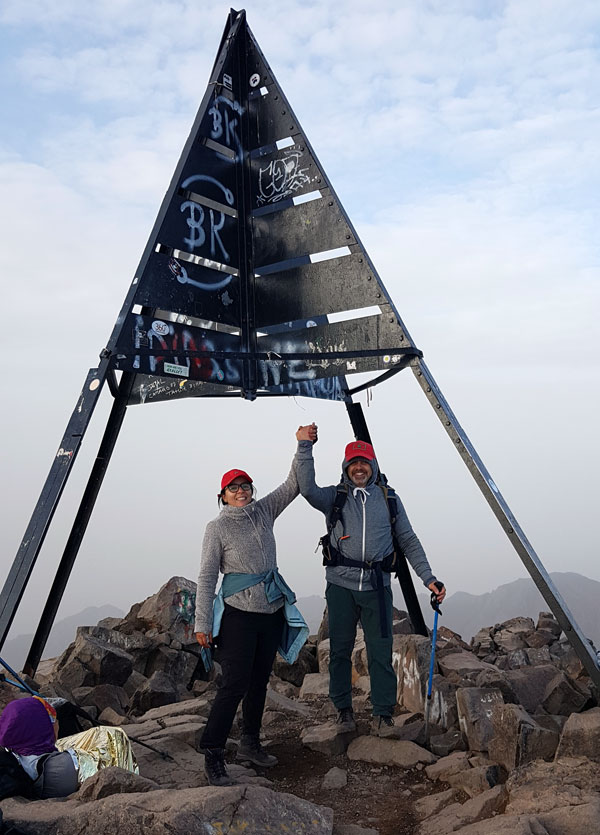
[377,482,398,525]
[328,484,349,531]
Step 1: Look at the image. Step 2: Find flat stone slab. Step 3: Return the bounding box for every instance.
[347,736,436,767]
[302,723,356,755]
[425,751,470,782]
[555,707,600,762]
[300,672,331,697]
[0,784,334,835]
[417,785,507,835]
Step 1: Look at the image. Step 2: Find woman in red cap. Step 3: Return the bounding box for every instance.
[194,436,314,786]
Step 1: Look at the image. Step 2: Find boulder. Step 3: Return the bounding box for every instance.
[523,646,551,666]
[347,737,436,767]
[456,688,504,752]
[129,670,178,715]
[135,576,198,645]
[392,634,431,712]
[417,785,507,835]
[503,664,562,713]
[392,618,414,635]
[301,724,356,755]
[429,728,467,757]
[81,683,129,716]
[273,644,318,687]
[473,669,517,703]
[351,634,368,678]
[437,651,497,685]
[555,707,600,762]
[317,639,331,673]
[0,784,334,835]
[488,703,558,771]
[78,767,159,800]
[493,632,526,653]
[266,687,312,716]
[53,631,134,694]
[123,670,149,698]
[447,764,505,798]
[523,629,555,648]
[414,788,455,820]
[505,756,600,815]
[540,670,589,715]
[425,751,470,782]
[427,674,459,731]
[77,625,154,657]
[300,673,330,698]
[536,612,561,636]
[317,608,329,644]
[144,645,199,691]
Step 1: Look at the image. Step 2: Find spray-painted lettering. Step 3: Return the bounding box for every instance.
[257,150,312,205]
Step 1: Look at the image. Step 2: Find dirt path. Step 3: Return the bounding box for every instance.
[263,701,434,835]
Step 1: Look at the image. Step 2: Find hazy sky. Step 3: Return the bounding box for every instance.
[1,1,598,645]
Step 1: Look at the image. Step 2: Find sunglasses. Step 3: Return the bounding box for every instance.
[226,482,252,493]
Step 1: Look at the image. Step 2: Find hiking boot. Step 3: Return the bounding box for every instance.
[335,707,357,733]
[371,715,395,737]
[236,735,278,768]
[202,748,236,786]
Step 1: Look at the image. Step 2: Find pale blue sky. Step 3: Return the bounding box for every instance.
[1,1,599,643]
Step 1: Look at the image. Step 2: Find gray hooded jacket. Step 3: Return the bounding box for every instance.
[296,440,437,593]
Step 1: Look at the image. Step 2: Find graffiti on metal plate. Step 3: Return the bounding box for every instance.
[209,95,244,160]
[168,256,233,292]
[180,174,235,262]
[257,150,312,205]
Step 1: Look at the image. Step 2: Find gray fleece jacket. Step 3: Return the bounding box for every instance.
[194,457,299,634]
[296,440,437,593]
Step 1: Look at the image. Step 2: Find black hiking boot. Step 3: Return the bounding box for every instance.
[202,748,236,786]
[236,735,278,767]
[335,707,357,733]
[371,715,395,737]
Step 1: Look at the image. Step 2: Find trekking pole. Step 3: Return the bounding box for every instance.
[424,582,443,742]
[0,655,38,695]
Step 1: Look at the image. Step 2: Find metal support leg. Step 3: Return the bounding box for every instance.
[23,372,135,676]
[411,356,600,688]
[345,400,372,443]
[343,398,427,637]
[0,364,109,652]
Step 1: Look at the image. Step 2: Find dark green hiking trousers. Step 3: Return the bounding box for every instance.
[325,581,396,716]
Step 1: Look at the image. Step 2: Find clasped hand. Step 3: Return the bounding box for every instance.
[296,422,318,442]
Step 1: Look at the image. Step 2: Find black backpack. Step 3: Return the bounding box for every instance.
[0,747,34,802]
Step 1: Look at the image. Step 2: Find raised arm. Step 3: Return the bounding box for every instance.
[295,424,337,515]
[194,520,222,636]
[256,449,300,522]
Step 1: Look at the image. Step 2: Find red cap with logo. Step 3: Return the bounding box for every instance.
[220,468,253,491]
[344,440,376,462]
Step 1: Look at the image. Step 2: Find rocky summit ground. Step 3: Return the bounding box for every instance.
[1,575,599,834]
[263,698,446,835]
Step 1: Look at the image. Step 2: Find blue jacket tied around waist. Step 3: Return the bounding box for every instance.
[212,569,309,664]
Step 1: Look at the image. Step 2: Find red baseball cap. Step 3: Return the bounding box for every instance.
[345,441,376,462]
[220,468,253,491]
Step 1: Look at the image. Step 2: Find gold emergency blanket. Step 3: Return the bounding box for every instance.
[56,726,139,783]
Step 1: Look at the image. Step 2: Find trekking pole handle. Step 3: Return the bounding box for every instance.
[429,580,444,614]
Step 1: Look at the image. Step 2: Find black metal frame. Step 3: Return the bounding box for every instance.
[1,8,598,688]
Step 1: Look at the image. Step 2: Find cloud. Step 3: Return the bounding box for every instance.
[1,0,599,643]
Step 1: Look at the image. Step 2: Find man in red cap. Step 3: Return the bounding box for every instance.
[296,424,445,736]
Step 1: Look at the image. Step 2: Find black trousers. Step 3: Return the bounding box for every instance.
[200,603,284,750]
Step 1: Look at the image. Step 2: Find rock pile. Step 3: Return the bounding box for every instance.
[1,576,598,835]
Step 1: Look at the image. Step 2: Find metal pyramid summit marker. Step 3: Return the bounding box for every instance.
[108,7,420,405]
[1,9,599,691]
